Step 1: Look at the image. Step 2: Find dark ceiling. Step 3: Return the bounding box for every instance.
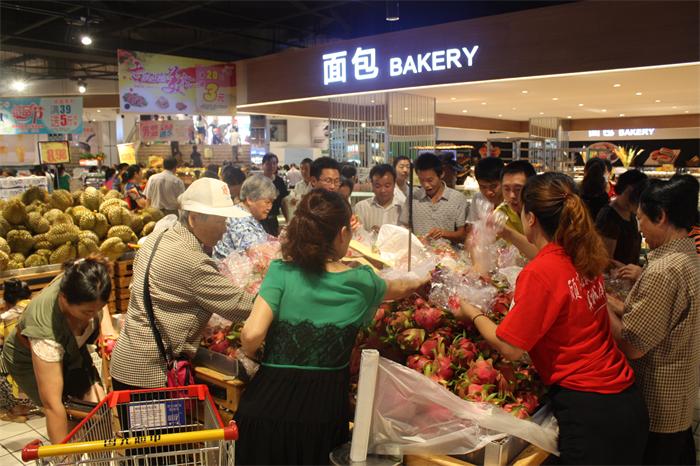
[0,1,572,83]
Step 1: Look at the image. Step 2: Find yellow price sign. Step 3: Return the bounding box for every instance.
[39,141,70,164]
[117,143,137,165]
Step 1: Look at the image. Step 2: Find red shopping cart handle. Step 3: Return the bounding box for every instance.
[225,421,239,441]
[22,439,43,462]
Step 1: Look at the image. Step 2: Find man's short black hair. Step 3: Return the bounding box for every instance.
[415,153,442,176]
[475,157,505,182]
[262,153,278,164]
[163,157,177,171]
[340,163,357,179]
[501,160,536,180]
[641,176,698,231]
[614,169,648,204]
[340,177,354,192]
[393,155,410,168]
[369,164,396,181]
[310,156,340,179]
[300,158,313,167]
[221,165,246,186]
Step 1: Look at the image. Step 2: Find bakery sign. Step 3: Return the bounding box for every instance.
[322,45,479,85]
[588,128,656,138]
[118,49,236,115]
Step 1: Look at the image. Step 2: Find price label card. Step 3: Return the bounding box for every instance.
[38,141,70,164]
[195,64,236,113]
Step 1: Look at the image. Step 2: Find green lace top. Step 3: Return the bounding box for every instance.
[258,260,387,370]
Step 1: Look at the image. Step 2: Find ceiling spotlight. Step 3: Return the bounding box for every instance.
[403,107,408,111]
[552,97,559,101]
[685,110,690,113]
[77,81,87,94]
[461,109,468,113]
[567,115,572,119]
[521,90,528,94]
[497,114,503,117]
[450,97,456,101]
[481,102,486,105]
[96,109,101,112]
[511,107,516,110]
[539,112,544,115]
[10,80,27,92]
[619,113,625,117]
[385,1,399,21]
[654,99,661,103]
[80,35,93,46]
[672,106,678,109]
[613,83,621,88]
[601,109,607,112]
[578,103,584,107]
[635,92,642,96]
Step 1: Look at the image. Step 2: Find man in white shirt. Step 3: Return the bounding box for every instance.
[144,157,185,215]
[354,164,402,233]
[285,164,303,188]
[393,156,410,205]
[293,158,313,197]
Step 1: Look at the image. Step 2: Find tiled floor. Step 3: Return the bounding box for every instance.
[0,415,48,465]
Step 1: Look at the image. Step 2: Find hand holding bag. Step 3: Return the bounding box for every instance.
[143,231,195,388]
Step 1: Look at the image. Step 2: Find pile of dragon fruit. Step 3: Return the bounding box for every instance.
[354,284,545,419]
[200,317,243,359]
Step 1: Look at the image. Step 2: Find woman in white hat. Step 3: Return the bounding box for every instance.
[110,178,255,390]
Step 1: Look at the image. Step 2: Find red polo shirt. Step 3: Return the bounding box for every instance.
[496,243,634,393]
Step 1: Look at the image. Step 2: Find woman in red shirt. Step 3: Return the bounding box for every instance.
[454,172,648,464]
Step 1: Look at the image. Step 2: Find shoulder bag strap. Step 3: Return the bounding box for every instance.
[143,230,171,368]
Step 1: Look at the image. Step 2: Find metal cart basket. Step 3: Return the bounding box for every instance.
[22,384,237,465]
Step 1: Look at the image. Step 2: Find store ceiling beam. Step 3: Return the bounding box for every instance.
[0,44,115,65]
[253,2,347,29]
[100,2,211,35]
[290,1,351,34]
[0,54,37,67]
[7,4,84,37]
[206,5,316,36]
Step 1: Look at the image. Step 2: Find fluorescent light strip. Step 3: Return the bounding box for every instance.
[236,61,700,109]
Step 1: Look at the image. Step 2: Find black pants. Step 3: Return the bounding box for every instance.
[549,384,649,465]
[643,428,695,465]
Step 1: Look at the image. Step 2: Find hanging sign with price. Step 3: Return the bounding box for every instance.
[38,141,71,164]
[0,97,83,135]
[195,64,236,114]
[117,143,137,165]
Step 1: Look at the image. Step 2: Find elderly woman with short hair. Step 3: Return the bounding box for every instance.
[213,174,278,260]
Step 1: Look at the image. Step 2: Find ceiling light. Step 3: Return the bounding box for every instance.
[461,109,468,113]
[654,99,661,103]
[619,113,625,117]
[385,1,399,21]
[360,122,367,128]
[10,80,27,92]
[80,35,93,46]
[635,92,642,96]
[77,81,87,94]
[403,107,408,111]
[567,116,572,119]
[578,103,584,107]
[685,110,690,113]
[672,106,677,109]
[521,90,528,94]
[552,97,559,101]
[601,109,607,112]
[498,114,502,117]
[450,97,456,101]
[539,112,544,115]
[613,83,621,87]
[370,99,375,103]
[511,107,516,110]
[481,102,486,105]
[96,109,101,113]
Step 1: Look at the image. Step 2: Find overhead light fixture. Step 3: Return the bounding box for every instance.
[578,103,584,107]
[77,80,87,94]
[619,113,625,117]
[672,106,678,109]
[497,114,503,117]
[80,34,93,46]
[552,97,559,101]
[10,80,27,92]
[511,107,516,110]
[461,109,468,113]
[654,99,661,103]
[403,107,408,111]
[96,109,101,112]
[601,109,607,112]
[685,110,690,113]
[521,90,528,94]
[635,91,642,96]
[613,83,621,87]
[360,122,367,128]
[567,115,572,119]
[385,1,399,21]
[481,102,486,105]
[539,112,544,115]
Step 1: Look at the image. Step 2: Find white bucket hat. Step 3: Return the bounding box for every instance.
[178,178,250,218]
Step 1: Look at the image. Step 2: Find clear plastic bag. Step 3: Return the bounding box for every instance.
[369,357,559,456]
[429,267,498,312]
[376,225,431,271]
[468,198,507,275]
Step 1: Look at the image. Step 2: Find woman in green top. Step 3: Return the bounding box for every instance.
[56,164,71,191]
[0,256,115,443]
[235,189,428,465]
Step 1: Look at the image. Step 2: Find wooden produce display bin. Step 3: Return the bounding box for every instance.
[194,366,245,413]
[405,444,549,466]
[113,257,133,314]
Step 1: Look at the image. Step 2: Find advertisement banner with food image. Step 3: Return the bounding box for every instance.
[38,140,71,164]
[196,64,236,113]
[117,143,137,165]
[0,134,40,165]
[139,120,193,142]
[118,49,235,115]
[0,97,83,135]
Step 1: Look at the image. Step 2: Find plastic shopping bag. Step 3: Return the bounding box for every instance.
[369,357,559,456]
[468,198,507,275]
[376,225,430,270]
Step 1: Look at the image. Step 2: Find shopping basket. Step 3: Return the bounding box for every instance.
[22,384,237,465]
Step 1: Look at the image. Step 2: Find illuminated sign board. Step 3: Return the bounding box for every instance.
[588,128,656,138]
[322,46,479,85]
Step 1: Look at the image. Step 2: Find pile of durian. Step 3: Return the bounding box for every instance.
[0,186,163,271]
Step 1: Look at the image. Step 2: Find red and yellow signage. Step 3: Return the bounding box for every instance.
[38,141,70,164]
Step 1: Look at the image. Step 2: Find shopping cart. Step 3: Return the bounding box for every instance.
[22,384,237,465]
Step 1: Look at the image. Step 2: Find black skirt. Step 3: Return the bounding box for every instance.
[234,365,350,465]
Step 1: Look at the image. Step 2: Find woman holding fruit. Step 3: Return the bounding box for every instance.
[234,189,428,465]
[452,173,648,464]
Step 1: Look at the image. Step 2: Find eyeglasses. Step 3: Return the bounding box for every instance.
[319,177,341,186]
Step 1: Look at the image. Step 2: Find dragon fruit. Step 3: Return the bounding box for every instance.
[503,403,530,419]
[424,354,454,386]
[431,327,455,343]
[516,392,539,414]
[386,310,414,333]
[449,335,478,368]
[406,354,431,373]
[396,328,426,352]
[467,357,498,385]
[420,335,447,357]
[414,306,444,332]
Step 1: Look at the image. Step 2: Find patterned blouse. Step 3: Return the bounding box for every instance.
[213,212,270,260]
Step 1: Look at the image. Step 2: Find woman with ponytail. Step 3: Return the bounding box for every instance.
[234,189,428,465]
[452,173,648,464]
